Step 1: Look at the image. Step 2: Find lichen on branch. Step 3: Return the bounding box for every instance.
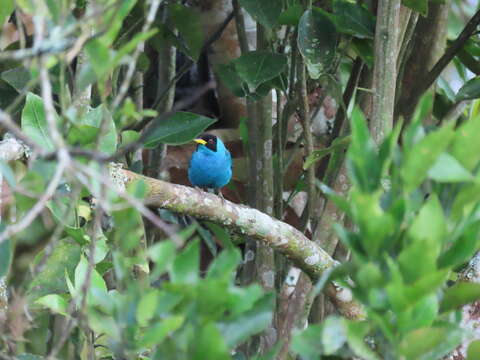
[113,166,365,319]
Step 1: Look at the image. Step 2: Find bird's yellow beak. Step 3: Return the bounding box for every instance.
[194,138,207,145]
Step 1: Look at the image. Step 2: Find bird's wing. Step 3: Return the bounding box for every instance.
[226,149,232,169]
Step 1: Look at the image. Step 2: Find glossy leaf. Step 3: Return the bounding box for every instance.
[21,93,55,151]
[238,0,282,29]
[143,112,217,148]
[456,76,480,101]
[333,1,375,38]
[298,8,337,78]
[233,51,287,90]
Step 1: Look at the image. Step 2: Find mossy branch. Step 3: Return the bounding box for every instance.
[113,167,364,320]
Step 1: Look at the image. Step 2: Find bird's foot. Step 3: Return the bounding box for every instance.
[194,186,204,195]
[217,189,227,205]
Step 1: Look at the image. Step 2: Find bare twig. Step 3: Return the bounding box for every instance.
[111,0,163,109]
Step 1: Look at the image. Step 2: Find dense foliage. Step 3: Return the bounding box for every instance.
[2,0,480,359]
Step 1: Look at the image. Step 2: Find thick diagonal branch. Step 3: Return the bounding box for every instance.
[114,168,364,319]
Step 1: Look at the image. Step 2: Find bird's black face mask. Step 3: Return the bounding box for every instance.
[198,134,218,152]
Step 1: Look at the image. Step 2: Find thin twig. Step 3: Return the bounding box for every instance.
[0,152,68,244]
[112,0,163,108]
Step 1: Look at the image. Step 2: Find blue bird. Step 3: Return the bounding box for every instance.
[188,134,232,195]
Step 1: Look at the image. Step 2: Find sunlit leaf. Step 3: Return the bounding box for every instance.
[21,93,56,151]
[35,294,68,316]
[298,8,337,79]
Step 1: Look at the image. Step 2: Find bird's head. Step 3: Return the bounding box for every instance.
[194,134,218,152]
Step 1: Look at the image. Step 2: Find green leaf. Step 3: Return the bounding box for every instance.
[455,76,480,101]
[28,238,81,300]
[99,0,137,46]
[0,0,14,27]
[218,293,274,347]
[143,112,217,148]
[333,1,375,38]
[346,320,380,360]
[85,39,111,80]
[139,315,185,347]
[428,153,473,182]
[467,340,480,360]
[169,4,204,61]
[292,316,348,358]
[304,136,350,169]
[113,29,158,65]
[216,63,249,97]
[21,93,55,151]
[121,130,140,146]
[207,248,241,279]
[74,256,108,295]
[1,66,32,93]
[351,38,374,68]
[238,0,282,29]
[148,240,176,278]
[67,124,99,146]
[191,323,230,360]
[440,282,480,313]
[402,0,428,16]
[450,115,480,171]
[0,160,16,188]
[233,51,287,90]
[136,290,158,326]
[0,237,12,278]
[438,223,480,269]
[401,123,455,191]
[278,4,304,26]
[399,324,464,360]
[347,107,381,192]
[82,105,117,155]
[170,239,199,284]
[298,8,337,79]
[35,294,68,316]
